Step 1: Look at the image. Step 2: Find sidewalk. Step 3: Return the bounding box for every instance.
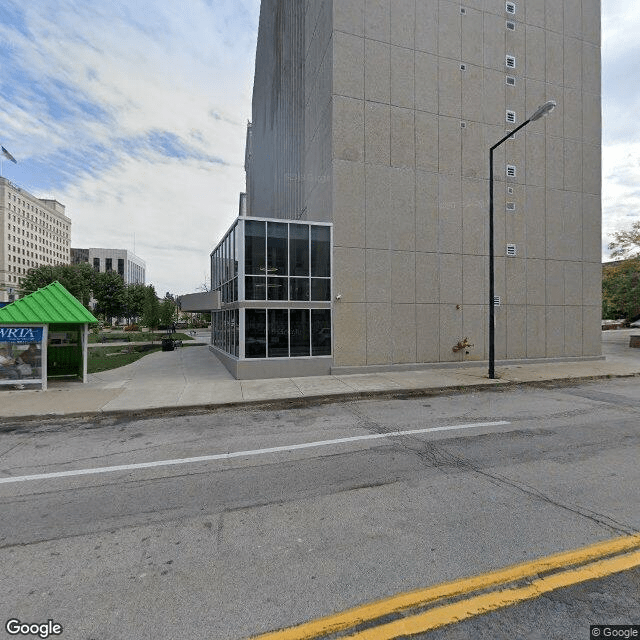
[1,330,639,422]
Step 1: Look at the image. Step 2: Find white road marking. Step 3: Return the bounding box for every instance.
[0,421,510,485]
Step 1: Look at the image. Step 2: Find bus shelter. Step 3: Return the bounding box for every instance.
[0,282,98,390]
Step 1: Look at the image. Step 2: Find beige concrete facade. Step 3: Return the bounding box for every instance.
[0,177,71,303]
[245,0,602,373]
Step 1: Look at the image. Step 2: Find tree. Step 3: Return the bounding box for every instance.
[602,258,640,320]
[159,295,177,330]
[124,283,147,322]
[142,285,160,331]
[608,221,640,259]
[20,263,94,308]
[93,271,126,322]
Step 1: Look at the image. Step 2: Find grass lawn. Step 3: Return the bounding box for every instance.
[88,345,161,373]
[87,342,206,373]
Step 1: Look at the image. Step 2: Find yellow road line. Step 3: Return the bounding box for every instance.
[249,535,640,640]
[344,548,640,639]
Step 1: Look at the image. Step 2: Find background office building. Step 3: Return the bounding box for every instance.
[1,177,72,303]
[71,248,146,285]
[211,0,602,378]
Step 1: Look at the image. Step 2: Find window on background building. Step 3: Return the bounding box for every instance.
[118,259,125,277]
[105,258,112,272]
[93,258,100,271]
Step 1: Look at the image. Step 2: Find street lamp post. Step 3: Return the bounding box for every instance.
[488,100,556,379]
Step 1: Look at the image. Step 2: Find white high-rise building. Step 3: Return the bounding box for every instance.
[71,248,146,285]
[0,177,71,303]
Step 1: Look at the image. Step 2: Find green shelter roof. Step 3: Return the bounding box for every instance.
[0,282,98,325]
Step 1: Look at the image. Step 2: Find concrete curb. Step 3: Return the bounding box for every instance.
[2,371,638,430]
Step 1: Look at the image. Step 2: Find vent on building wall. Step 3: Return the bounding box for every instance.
[460,121,467,128]
[460,6,466,14]
[506,55,516,69]
[494,296,501,307]
[460,63,467,71]
[506,165,517,178]
[506,2,516,14]
[506,20,516,30]
[506,202,516,211]
[507,187,514,194]
[506,110,517,124]
[506,76,516,86]
[506,244,517,256]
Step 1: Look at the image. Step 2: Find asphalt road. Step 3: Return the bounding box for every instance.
[1,377,639,639]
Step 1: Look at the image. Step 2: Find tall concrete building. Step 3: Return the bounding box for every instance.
[211,0,602,378]
[71,248,146,285]
[1,177,72,303]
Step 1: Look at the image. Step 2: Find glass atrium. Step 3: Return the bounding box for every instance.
[210,218,332,372]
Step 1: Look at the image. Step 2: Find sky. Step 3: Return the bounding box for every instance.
[0,1,637,296]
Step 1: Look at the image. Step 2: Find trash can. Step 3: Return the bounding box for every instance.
[161,337,175,352]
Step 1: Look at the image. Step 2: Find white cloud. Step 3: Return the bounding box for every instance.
[0,0,259,294]
[62,152,245,295]
[602,143,640,258]
[601,1,640,258]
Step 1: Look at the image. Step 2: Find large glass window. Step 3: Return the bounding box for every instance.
[290,278,310,301]
[290,309,310,357]
[289,224,309,276]
[311,309,331,356]
[245,309,266,358]
[267,277,288,301]
[245,276,266,300]
[268,309,289,358]
[245,221,265,275]
[267,222,288,276]
[311,278,331,301]
[234,309,239,357]
[311,226,330,277]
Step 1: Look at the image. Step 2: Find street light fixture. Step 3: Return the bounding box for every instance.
[488,100,556,379]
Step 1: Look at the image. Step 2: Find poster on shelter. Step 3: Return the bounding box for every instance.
[0,327,44,384]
